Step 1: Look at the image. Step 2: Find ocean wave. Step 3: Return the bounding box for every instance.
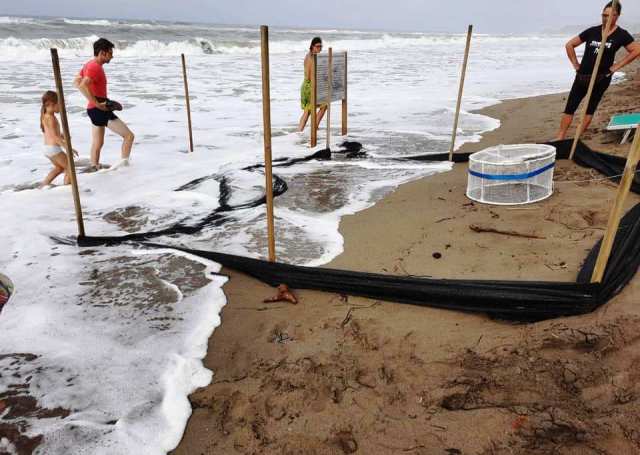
[0,35,200,58]
[61,18,166,28]
[0,35,101,58]
[0,35,279,58]
[0,16,38,25]
[0,33,564,60]
[62,18,114,26]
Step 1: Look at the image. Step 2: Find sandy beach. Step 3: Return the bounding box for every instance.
[172,64,640,455]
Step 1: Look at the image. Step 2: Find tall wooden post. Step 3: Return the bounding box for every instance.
[449,25,473,161]
[591,125,640,283]
[326,47,333,150]
[341,52,348,136]
[50,48,85,238]
[570,0,618,160]
[260,26,276,262]
[181,53,194,153]
[311,54,318,148]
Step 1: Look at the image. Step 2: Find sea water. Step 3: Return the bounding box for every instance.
[0,16,578,454]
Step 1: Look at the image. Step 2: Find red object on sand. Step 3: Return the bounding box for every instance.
[512,416,528,430]
[263,284,298,304]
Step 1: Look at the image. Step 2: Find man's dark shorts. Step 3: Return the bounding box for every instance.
[564,73,612,116]
[87,108,118,127]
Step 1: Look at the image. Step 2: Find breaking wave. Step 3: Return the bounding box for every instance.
[0,35,253,58]
[0,32,555,60]
[62,18,114,26]
[0,16,38,25]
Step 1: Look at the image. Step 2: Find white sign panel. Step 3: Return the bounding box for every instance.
[316,51,346,105]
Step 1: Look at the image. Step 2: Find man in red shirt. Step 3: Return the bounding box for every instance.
[74,38,134,170]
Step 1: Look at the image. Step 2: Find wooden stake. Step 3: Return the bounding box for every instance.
[326,47,333,150]
[591,125,640,283]
[260,26,276,262]
[342,51,348,136]
[50,48,85,238]
[181,53,194,153]
[449,25,473,161]
[570,0,618,160]
[311,53,318,148]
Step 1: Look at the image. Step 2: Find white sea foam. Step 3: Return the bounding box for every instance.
[0,20,578,454]
[0,35,101,58]
[0,16,37,25]
[63,18,114,26]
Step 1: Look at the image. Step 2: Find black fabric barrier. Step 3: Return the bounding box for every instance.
[78,142,363,245]
[75,139,640,321]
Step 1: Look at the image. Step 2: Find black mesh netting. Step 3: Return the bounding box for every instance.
[73,139,640,321]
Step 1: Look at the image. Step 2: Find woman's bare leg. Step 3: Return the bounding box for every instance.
[315,106,327,128]
[555,113,593,141]
[298,111,310,131]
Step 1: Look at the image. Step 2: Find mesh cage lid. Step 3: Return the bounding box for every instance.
[470,144,556,166]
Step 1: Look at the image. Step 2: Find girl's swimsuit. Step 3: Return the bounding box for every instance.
[44,144,63,159]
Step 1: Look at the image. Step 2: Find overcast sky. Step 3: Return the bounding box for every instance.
[3,0,640,33]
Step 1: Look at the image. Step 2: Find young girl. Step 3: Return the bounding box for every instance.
[40,90,77,188]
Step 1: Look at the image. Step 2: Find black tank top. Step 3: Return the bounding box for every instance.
[578,25,634,75]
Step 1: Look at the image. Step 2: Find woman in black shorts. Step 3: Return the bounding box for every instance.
[555,1,639,140]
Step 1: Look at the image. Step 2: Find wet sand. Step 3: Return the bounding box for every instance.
[173,66,640,455]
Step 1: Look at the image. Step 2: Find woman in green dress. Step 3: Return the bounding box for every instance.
[298,37,327,131]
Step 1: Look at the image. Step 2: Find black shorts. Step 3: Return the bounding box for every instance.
[87,108,118,127]
[564,73,612,116]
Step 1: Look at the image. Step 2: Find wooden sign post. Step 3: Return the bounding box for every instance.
[449,25,473,161]
[311,54,318,147]
[326,47,333,150]
[570,0,618,160]
[260,26,276,262]
[342,52,348,136]
[181,53,194,153]
[50,48,85,238]
[311,50,348,148]
[591,125,640,283]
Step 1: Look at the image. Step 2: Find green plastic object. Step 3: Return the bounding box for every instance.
[607,113,640,130]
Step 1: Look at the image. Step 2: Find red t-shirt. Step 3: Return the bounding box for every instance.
[79,59,107,109]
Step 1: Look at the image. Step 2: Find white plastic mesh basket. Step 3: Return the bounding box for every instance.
[466,144,556,205]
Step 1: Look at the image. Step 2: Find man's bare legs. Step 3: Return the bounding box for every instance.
[556,113,593,140]
[89,119,133,168]
[90,125,105,167]
[107,118,134,161]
